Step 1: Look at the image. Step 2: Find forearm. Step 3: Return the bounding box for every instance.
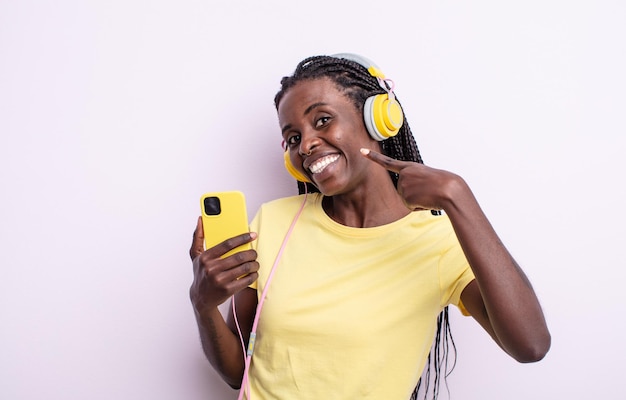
[194,306,245,388]
[443,179,550,361]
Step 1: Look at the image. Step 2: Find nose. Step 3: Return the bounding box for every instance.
[298,129,321,156]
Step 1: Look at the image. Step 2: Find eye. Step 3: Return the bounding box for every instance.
[315,116,331,128]
[285,133,301,147]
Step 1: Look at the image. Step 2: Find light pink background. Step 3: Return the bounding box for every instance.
[1,1,623,399]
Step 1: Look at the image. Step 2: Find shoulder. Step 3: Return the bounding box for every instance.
[250,193,319,227]
[402,210,461,251]
[257,193,317,214]
[406,209,453,232]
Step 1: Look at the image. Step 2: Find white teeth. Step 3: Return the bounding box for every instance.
[309,155,340,174]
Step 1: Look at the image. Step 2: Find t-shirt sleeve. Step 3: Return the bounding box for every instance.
[438,231,475,316]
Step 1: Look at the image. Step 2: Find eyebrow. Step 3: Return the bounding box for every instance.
[281,102,328,135]
[304,102,327,115]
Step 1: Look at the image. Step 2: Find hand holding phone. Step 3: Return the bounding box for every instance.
[200,191,252,258]
[189,191,257,313]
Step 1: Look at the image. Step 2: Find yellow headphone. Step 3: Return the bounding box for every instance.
[283,149,310,182]
[283,53,404,182]
[334,53,404,141]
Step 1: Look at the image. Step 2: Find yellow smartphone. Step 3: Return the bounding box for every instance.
[200,191,252,258]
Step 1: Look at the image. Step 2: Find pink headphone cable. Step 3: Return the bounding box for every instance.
[234,190,309,400]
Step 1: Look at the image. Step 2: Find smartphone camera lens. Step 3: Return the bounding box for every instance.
[204,196,221,216]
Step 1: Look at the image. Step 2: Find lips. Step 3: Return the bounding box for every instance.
[308,154,340,175]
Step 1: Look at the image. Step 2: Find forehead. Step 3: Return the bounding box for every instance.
[277,77,352,119]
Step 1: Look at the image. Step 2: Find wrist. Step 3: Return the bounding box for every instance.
[440,174,472,213]
[191,293,221,321]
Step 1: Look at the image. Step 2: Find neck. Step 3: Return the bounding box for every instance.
[322,180,410,228]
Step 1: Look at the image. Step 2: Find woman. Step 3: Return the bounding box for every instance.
[189,54,550,399]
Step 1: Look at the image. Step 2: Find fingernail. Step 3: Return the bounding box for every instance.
[360,148,370,155]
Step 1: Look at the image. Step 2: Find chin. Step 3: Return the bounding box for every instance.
[312,181,337,196]
[314,178,353,197]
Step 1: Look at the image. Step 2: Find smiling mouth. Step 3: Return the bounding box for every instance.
[309,154,340,174]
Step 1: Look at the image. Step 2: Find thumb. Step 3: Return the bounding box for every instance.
[189,216,205,260]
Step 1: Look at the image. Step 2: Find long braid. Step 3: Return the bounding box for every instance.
[275,55,456,400]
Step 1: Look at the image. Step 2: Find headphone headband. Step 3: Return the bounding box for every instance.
[331,53,386,79]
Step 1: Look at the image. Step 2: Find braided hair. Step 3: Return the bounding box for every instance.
[274,55,457,400]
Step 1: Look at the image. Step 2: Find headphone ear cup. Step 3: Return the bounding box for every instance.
[363,94,404,141]
[283,151,310,182]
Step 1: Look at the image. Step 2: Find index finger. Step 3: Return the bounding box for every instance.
[360,148,410,173]
[208,232,257,259]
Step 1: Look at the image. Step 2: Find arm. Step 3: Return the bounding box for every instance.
[443,178,550,362]
[361,149,551,362]
[189,217,259,387]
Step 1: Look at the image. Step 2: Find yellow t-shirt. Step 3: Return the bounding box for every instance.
[248,193,474,399]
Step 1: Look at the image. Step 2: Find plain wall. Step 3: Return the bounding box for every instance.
[1,1,624,399]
